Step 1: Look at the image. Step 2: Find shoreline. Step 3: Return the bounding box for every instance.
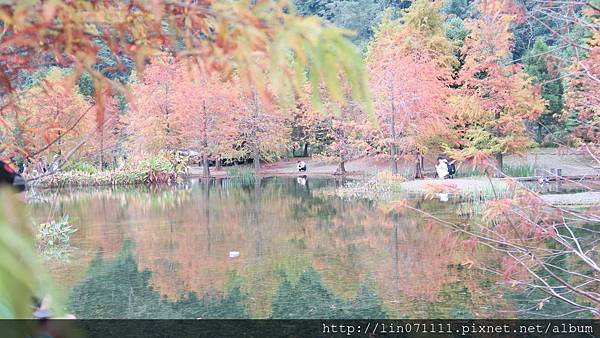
[30,171,600,206]
[187,171,364,179]
[27,170,364,189]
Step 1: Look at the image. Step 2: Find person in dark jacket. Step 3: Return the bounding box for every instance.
[446,157,456,178]
[0,160,26,191]
[435,156,457,179]
[297,160,307,172]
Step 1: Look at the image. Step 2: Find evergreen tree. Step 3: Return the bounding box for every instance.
[524,38,565,144]
[346,282,388,318]
[326,0,386,50]
[271,269,343,318]
[69,249,177,318]
[293,0,335,19]
[442,0,473,19]
[69,244,249,319]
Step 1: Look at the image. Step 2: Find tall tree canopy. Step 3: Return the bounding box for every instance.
[564,6,600,144]
[454,0,545,173]
[0,0,370,163]
[368,2,455,177]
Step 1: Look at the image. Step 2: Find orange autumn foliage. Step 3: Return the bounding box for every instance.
[368,4,454,176]
[453,0,545,170]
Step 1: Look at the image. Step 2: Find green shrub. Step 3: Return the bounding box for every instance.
[35,215,78,263]
[0,190,40,317]
[64,161,97,174]
[138,156,175,172]
[34,166,175,188]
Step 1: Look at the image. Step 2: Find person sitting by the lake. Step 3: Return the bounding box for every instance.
[0,160,26,192]
[435,156,457,179]
[297,160,307,172]
[445,157,456,178]
[435,157,450,179]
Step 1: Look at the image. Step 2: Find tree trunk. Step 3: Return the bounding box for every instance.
[202,153,210,178]
[201,101,211,179]
[253,145,260,173]
[495,152,504,177]
[303,143,309,157]
[492,110,504,177]
[100,128,105,171]
[215,155,222,171]
[390,87,398,175]
[337,160,346,175]
[414,153,424,179]
[250,91,261,174]
[391,147,398,175]
[164,83,171,145]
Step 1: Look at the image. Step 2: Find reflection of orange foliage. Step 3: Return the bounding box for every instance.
[33,191,128,259]
[300,198,380,298]
[31,190,129,289]
[33,181,512,318]
[126,183,309,315]
[378,217,463,301]
[128,189,244,300]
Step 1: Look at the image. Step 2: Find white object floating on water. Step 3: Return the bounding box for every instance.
[229,251,240,258]
[438,193,449,202]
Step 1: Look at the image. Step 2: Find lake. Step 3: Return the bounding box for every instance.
[29,177,576,318]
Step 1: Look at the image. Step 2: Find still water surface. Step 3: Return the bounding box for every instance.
[30,177,572,318]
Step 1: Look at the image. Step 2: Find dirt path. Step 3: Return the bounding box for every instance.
[189,147,600,179]
[540,191,600,205]
[189,156,391,177]
[504,147,600,176]
[185,149,600,204]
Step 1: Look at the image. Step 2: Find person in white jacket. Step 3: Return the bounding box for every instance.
[297,160,307,172]
[435,157,449,179]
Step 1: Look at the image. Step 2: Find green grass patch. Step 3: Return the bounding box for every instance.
[458,184,513,201]
[138,157,175,172]
[454,166,486,178]
[33,170,152,188]
[454,164,535,178]
[63,161,97,174]
[502,164,535,177]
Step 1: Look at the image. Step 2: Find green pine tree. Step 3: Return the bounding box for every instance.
[524,38,565,144]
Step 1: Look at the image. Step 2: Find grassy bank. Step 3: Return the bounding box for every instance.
[454,164,536,178]
[29,158,179,189]
[336,172,513,201]
[32,170,151,188]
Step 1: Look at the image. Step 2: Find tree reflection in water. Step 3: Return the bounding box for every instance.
[32,177,517,318]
